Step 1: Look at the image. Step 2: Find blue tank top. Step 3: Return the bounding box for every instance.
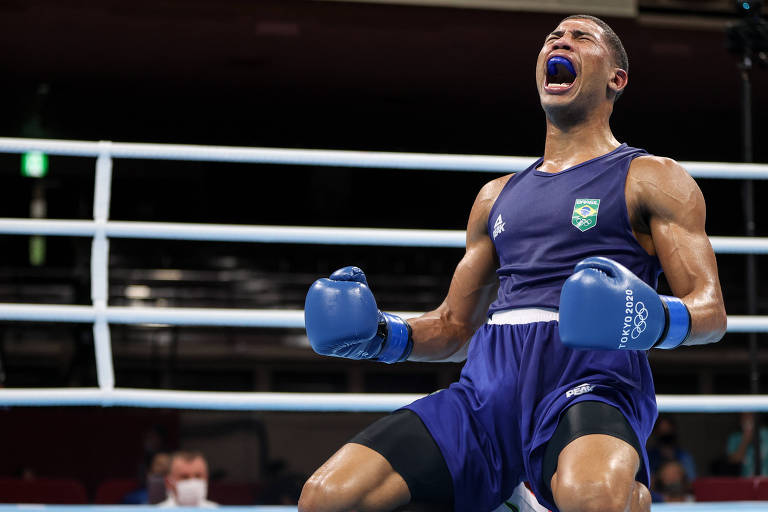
[487,143,662,315]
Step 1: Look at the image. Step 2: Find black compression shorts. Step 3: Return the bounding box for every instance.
[542,400,646,502]
[349,409,454,506]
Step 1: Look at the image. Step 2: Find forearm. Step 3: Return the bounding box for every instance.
[407,305,478,362]
[681,282,727,346]
[406,239,499,362]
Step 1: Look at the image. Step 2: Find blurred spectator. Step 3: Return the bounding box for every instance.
[655,461,693,503]
[123,452,171,504]
[256,460,304,505]
[647,416,697,481]
[158,450,217,507]
[727,412,768,476]
[15,465,37,481]
[148,453,172,504]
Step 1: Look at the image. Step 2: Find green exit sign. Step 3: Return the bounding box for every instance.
[21,151,48,178]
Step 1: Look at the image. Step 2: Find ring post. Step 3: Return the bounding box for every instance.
[91,141,115,391]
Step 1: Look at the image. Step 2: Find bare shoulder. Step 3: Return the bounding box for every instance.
[628,155,704,220]
[476,173,514,206]
[629,155,691,181]
[465,173,514,241]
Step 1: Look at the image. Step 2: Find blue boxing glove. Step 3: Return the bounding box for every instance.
[559,257,691,350]
[304,266,413,363]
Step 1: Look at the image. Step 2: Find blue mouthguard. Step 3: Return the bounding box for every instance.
[547,56,576,77]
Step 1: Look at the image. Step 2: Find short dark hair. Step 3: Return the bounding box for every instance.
[562,14,628,99]
[562,14,628,73]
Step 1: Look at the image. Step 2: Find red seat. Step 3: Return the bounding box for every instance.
[0,477,88,504]
[692,477,758,501]
[751,477,768,500]
[94,478,141,504]
[208,482,257,505]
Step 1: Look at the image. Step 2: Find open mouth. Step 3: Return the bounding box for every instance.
[545,56,577,93]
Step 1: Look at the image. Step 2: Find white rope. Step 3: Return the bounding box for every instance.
[0,507,296,512]
[0,387,766,413]
[0,137,529,172]
[0,388,421,411]
[0,219,467,246]
[0,136,765,177]
[0,304,761,332]
[0,305,421,327]
[0,505,759,512]
[1,219,768,253]
[0,506,758,512]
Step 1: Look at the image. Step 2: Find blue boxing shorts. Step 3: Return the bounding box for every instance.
[404,308,658,512]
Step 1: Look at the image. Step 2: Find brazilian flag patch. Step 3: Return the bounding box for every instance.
[571,198,600,232]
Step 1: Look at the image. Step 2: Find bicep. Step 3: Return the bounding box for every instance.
[441,176,506,329]
[648,177,712,297]
[428,237,498,362]
[440,224,499,331]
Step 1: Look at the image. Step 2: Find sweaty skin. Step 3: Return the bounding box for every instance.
[300,16,726,512]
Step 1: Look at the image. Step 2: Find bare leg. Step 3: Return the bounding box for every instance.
[550,434,650,512]
[299,443,411,512]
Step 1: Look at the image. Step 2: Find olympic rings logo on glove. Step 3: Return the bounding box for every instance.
[631,302,648,339]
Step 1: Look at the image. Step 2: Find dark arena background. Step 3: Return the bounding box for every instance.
[0,0,767,509]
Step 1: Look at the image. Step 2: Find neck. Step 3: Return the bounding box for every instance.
[540,113,620,173]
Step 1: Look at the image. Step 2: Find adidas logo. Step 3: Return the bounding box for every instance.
[493,214,505,240]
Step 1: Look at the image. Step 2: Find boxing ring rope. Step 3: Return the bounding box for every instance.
[0,505,761,512]
[3,219,768,252]
[0,387,768,413]
[0,136,767,176]
[1,137,768,414]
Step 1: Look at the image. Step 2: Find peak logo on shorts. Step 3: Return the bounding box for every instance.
[566,382,594,398]
[571,199,600,232]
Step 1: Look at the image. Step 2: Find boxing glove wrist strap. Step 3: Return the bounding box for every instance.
[375,313,413,364]
[655,295,691,350]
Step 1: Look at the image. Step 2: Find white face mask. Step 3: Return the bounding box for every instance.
[174,478,207,506]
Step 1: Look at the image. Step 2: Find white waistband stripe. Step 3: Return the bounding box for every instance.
[488,308,559,325]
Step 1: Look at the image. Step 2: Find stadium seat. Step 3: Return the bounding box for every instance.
[208,482,258,505]
[0,477,88,504]
[94,478,142,504]
[751,477,768,500]
[692,477,758,501]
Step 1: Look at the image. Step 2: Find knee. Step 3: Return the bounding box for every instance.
[299,473,373,512]
[552,473,634,512]
[634,482,651,512]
